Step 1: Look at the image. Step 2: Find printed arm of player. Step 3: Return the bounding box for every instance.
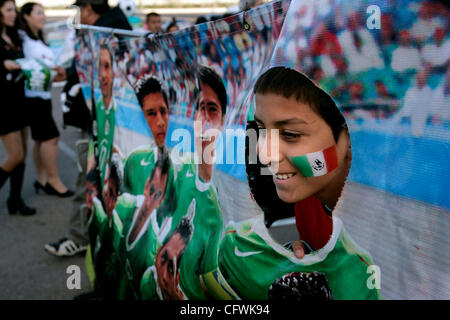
[200,268,241,300]
[391,90,414,123]
[86,142,98,209]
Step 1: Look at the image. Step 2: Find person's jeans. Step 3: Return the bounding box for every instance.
[66,136,89,246]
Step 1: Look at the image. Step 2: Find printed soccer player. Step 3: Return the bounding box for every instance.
[114,150,172,299]
[193,65,228,183]
[140,65,238,300]
[123,75,172,195]
[87,43,121,204]
[218,67,381,300]
[140,202,196,300]
[112,75,180,299]
[88,153,124,299]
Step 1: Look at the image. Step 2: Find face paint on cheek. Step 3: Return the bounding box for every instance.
[291,145,338,178]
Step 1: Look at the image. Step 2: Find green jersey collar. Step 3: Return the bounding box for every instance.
[245,214,343,266]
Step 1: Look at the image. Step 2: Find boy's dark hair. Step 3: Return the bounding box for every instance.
[197,65,228,116]
[253,66,347,142]
[135,75,169,110]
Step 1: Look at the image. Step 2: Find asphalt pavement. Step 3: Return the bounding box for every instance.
[0,86,91,300]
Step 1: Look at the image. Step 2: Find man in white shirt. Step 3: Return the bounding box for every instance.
[431,70,450,124]
[392,70,433,137]
[337,12,384,73]
[421,27,450,69]
[391,30,422,73]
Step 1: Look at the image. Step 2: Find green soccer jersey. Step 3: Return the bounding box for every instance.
[87,197,107,259]
[88,197,123,299]
[88,197,123,262]
[218,215,382,300]
[94,96,116,192]
[139,159,232,300]
[114,193,161,300]
[123,145,158,195]
[140,265,164,300]
[123,145,186,199]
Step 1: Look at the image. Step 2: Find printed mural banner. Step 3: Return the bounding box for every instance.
[75,0,450,300]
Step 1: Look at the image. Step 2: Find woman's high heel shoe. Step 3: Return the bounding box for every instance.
[7,198,36,216]
[34,181,46,194]
[44,183,74,198]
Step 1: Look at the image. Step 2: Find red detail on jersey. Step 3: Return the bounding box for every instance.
[358,255,372,268]
[294,196,333,251]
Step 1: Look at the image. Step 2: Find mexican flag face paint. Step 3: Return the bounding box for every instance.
[291,145,338,178]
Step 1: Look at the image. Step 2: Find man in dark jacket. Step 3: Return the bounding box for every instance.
[45,0,132,257]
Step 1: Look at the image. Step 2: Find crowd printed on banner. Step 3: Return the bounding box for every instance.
[72,0,449,301]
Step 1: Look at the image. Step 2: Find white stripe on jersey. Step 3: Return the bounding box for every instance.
[125,195,152,252]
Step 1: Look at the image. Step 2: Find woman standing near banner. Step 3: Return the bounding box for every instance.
[0,0,35,215]
[19,2,73,197]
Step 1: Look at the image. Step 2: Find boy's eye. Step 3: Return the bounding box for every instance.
[282,130,301,140]
[147,110,156,116]
[208,106,217,113]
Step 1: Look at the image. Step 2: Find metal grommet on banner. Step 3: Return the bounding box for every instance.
[243,10,251,31]
[244,20,251,31]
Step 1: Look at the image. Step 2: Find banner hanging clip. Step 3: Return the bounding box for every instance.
[243,10,251,31]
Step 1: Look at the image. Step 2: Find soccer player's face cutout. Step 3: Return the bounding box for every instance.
[155,233,185,300]
[142,92,169,148]
[254,93,350,204]
[99,48,113,105]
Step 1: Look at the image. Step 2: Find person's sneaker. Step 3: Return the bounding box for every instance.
[44,237,87,257]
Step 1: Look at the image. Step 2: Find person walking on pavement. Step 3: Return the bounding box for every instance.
[45,0,131,256]
[0,0,35,216]
[19,2,74,198]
